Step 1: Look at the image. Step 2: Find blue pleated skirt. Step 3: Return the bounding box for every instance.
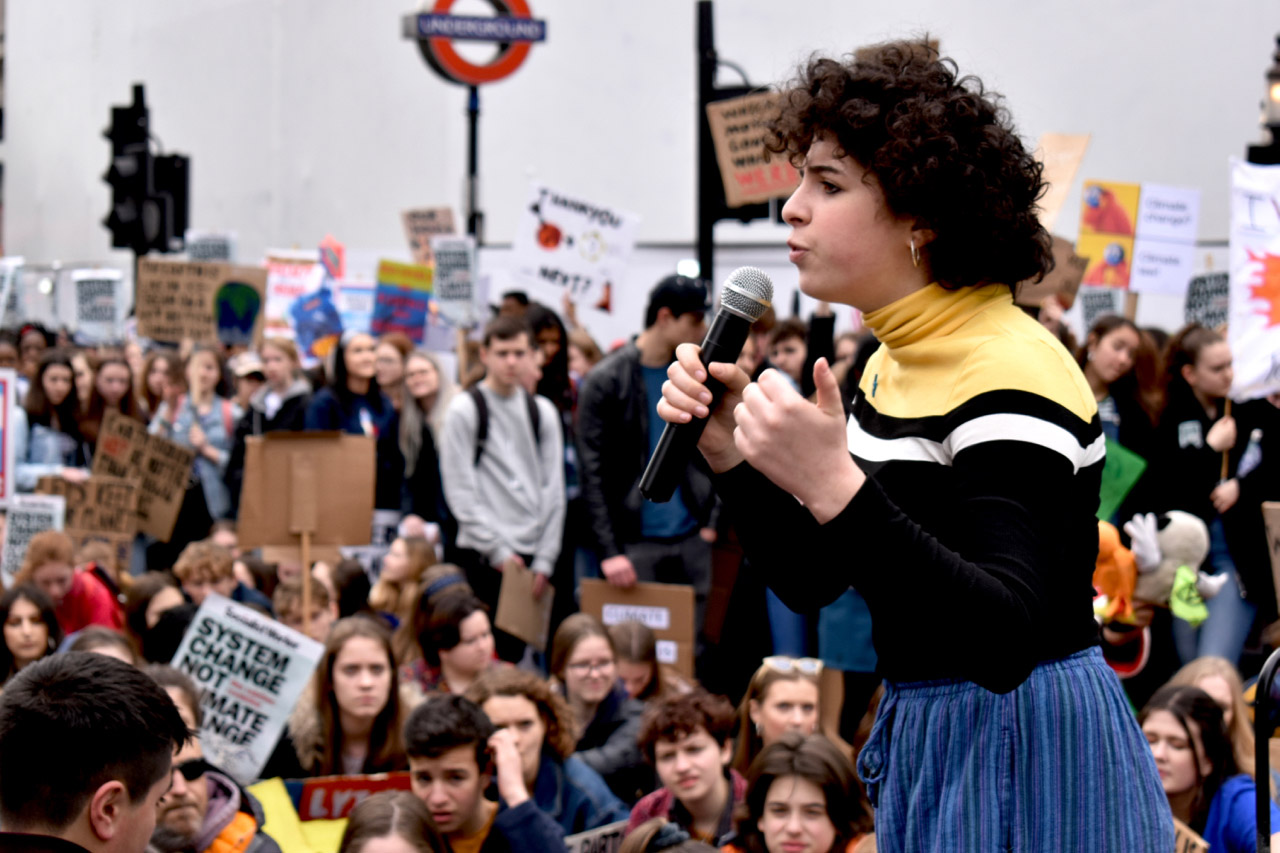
[857,646,1174,852]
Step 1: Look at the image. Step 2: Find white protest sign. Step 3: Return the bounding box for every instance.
[431,235,478,328]
[1078,285,1125,333]
[1,494,66,587]
[72,269,124,343]
[1228,158,1280,400]
[0,369,16,507]
[1185,272,1230,330]
[1135,184,1201,244]
[511,182,640,312]
[564,821,628,853]
[186,231,236,263]
[171,594,324,785]
[337,279,376,336]
[0,258,22,327]
[1129,240,1196,297]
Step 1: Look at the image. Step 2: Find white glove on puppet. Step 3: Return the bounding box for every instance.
[1123,512,1161,573]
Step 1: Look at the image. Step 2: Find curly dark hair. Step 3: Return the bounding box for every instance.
[766,40,1052,292]
[638,689,736,764]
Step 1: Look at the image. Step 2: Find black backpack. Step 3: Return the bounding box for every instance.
[468,386,541,467]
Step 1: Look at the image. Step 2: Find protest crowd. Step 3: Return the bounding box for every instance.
[2,29,1280,853]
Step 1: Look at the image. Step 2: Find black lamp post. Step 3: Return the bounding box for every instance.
[1247,34,1280,165]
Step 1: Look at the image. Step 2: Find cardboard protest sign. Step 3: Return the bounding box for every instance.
[1,495,66,587]
[1016,236,1086,310]
[565,821,628,853]
[71,269,124,343]
[237,433,376,550]
[36,476,138,574]
[136,258,266,346]
[186,230,236,262]
[1034,133,1091,232]
[92,411,196,542]
[371,260,434,345]
[294,773,411,820]
[580,580,695,677]
[1265,503,1280,620]
[512,183,640,313]
[704,92,800,208]
[1172,817,1208,853]
[1184,271,1230,330]
[401,207,456,267]
[495,561,554,652]
[171,593,324,785]
[1097,439,1146,521]
[431,235,479,327]
[1228,158,1280,401]
[0,369,17,507]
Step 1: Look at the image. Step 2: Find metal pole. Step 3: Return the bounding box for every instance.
[467,85,483,243]
[696,0,715,289]
[1255,646,1280,850]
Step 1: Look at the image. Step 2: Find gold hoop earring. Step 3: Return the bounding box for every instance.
[910,238,921,268]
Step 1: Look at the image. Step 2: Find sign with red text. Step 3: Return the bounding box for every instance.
[295,773,412,820]
[511,182,639,313]
[371,260,434,344]
[171,594,323,786]
[1228,158,1280,401]
[705,92,800,208]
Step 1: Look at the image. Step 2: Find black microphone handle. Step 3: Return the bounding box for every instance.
[639,309,752,502]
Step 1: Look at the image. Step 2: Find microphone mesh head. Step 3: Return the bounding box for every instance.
[720,266,774,321]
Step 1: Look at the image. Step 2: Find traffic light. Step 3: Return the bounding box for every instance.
[102,84,189,254]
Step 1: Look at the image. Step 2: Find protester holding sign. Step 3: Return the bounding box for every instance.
[149,346,239,521]
[404,693,566,853]
[305,331,403,511]
[225,338,312,518]
[1140,685,1280,851]
[14,349,91,491]
[15,530,122,635]
[729,733,871,853]
[0,584,61,686]
[338,791,449,853]
[267,617,410,779]
[466,667,629,835]
[657,42,1171,849]
[730,657,820,777]
[1153,325,1260,667]
[78,354,142,449]
[550,614,649,804]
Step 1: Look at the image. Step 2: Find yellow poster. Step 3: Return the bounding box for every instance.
[1080,181,1140,238]
[1078,233,1135,288]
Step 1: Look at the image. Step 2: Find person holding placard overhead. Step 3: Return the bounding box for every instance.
[657,41,1171,849]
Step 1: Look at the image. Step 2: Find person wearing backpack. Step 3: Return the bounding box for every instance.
[149,346,239,521]
[440,315,565,663]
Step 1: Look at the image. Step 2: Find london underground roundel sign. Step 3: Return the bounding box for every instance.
[407,0,547,86]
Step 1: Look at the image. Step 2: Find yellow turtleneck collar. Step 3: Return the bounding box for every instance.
[862,283,1013,350]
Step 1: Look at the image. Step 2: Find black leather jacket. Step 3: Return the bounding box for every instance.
[575,341,716,559]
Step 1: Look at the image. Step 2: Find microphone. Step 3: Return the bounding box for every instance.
[640,266,774,502]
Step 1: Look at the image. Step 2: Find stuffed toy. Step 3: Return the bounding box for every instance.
[1094,511,1226,626]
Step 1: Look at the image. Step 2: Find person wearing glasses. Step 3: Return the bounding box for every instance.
[732,657,821,776]
[549,614,651,804]
[145,664,282,853]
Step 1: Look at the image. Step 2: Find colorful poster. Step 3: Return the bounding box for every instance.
[170,593,323,785]
[72,269,124,344]
[0,370,15,508]
[264,250,323,341]
[511,182,640,313]
[431,235,478,328]
[371,260,434,344]
[1228,158,1280,401]
[1079,181,1141,289]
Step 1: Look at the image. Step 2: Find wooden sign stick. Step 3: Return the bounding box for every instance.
[289,453,319,621]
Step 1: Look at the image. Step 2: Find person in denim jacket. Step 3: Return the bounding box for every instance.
[466,668,629,835]
[14,349,91,491]
[149,346,238,521]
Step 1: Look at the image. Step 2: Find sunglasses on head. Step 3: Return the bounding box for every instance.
[175,759,211,781]
[760,656,824,676]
